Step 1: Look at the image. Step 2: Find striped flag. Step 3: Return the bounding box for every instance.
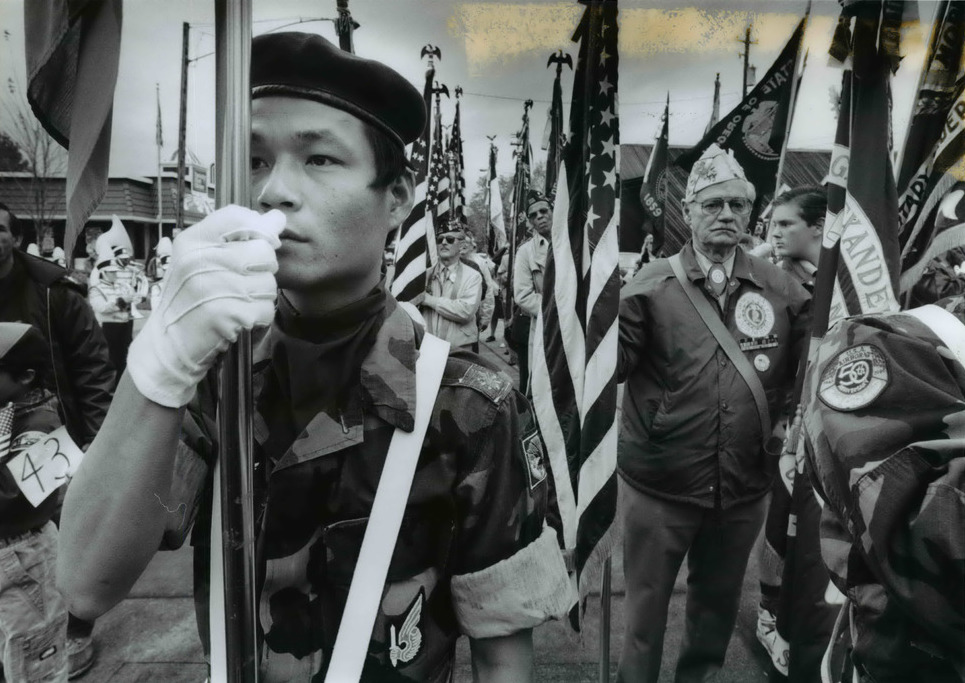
[427,96,452,230]
[530,0,620,621]
[488,143,507,255]
[896,1,965,294]
[25,0,123,262]
[448,95,468,229]
[0,403,13,464]
[391,64,435,303]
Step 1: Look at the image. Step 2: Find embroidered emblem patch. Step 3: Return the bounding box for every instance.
[735,293,775,338]
[388,588,424,668]
[818,344,889,412]
[754,353,770,372]
[521,430,548,490]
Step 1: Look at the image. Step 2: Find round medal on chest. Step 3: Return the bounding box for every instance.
[735,292,775,337]
[754,353,770,372]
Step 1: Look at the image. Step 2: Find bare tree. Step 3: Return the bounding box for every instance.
[1,78,67,247]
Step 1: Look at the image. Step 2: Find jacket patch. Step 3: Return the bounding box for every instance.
[521,430,548,490]
[735,292,775,337]
[450,364,512,404]
[388,588,424,668]
[818,344,889,412]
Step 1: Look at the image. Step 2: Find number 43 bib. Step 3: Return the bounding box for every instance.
[7,427,85,508]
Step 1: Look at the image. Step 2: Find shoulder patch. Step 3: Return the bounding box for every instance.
[443,360,513,404]
[520,429,548,490]
[818,343,889,412]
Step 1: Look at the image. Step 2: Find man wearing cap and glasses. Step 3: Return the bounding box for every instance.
[512,191,552,395]
[421,224,484,350]
[616,144,811,683]
[59,32,570,682]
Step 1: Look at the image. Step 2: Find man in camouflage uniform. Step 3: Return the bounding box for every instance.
[58,32,570,682]
[804,298,965,683]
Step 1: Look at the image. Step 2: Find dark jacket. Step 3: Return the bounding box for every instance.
[1,250,114,446]
[617,242,811,508]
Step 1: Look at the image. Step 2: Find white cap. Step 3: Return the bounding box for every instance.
[685,144,754,201]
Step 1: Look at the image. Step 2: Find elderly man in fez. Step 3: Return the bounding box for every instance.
[616,144,811,683]
[513,191,552,394]
[421,222,484,349]
[59,33,570,682]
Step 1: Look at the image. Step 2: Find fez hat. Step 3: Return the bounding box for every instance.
[251,32,426,149]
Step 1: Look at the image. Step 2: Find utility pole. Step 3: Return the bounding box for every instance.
[175,21,189,234]
[738,24,758,97]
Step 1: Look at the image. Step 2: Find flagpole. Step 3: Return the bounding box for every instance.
[775,3,810,193]
[213,1,259,682]
[156,83,163,244]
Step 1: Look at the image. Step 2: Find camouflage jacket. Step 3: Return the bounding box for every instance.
[184,294,571,682]
[803,299,965,682]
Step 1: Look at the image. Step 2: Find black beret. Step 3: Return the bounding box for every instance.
[251,32,426,149]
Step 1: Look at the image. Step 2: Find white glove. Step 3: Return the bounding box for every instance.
[127,206,285,407]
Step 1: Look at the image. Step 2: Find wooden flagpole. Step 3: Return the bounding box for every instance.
[212,1,259,681]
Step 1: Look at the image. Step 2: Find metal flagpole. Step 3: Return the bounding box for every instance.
[775,3,811,191]
[156,83,163,243]
[599,557,612,683]
[212,2,259,682]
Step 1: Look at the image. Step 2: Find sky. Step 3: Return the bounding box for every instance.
[0,0,943,199]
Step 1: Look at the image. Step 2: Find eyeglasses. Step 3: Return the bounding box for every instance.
[692,197,753,217]
[436,235,461,245]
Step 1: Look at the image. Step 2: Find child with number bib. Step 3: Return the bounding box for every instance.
[0,322,69,681]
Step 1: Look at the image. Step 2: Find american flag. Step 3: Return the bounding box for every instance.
[391,64,435,303]
[530,0,620,622]
[0,403,14,464]
[448,96,468,229]
[427,93,452,230]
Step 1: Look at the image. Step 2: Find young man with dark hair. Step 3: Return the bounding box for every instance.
[59,33,569,682]
[769,186,825,289]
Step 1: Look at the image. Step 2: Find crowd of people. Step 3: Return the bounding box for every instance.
[0,29,961,683]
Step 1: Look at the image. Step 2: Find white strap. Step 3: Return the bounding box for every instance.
[325,332,450,682]
[903,304,965,370]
